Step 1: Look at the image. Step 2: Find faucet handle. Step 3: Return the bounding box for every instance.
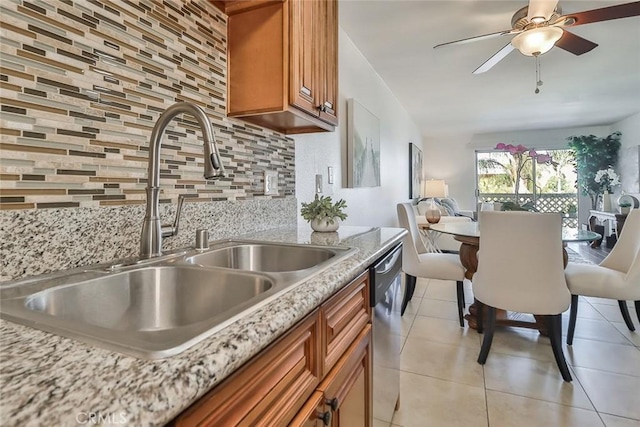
[161,194,186,238]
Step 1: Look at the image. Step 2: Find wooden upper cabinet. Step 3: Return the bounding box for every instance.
[318,0,338,125]
[226,0,338,134]
[289,0,317,115]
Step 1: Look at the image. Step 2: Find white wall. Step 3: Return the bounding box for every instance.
[614,112,640,151]
[294,28,423,228]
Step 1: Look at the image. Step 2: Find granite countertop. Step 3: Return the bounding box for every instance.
[0,225,406,426]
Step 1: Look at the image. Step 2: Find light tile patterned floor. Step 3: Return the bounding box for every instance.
[389,278,640,427]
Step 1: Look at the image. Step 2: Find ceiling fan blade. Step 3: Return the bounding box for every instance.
[555,30,598,55]
[527,0,559,22]
[473,43,515,74]
[434,29,519,49]
[562,1,640,27]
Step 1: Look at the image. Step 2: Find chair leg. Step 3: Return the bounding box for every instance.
[618,301,636,331]
[456,280,465,327]
[567,294,579,346]
[547,315,572,382]
[476,299,484,334]
[401,274,417,316]
[477,305,495,364]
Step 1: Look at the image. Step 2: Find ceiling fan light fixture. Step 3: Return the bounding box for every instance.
[511,26,563,56]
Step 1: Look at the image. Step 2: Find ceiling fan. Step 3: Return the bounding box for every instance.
[434,0,640,74]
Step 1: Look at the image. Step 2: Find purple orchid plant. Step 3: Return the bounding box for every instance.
[495,143,557,203]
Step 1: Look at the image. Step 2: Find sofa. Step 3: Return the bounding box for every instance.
[412,198,475,253]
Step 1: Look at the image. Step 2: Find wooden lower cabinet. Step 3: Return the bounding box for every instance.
[171,271,372,427]
[290,391,329,426]
[171,311,321,427]
[291,325,372,427]
[320,270,370,375]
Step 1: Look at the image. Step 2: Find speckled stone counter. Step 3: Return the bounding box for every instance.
[0,225,406,426]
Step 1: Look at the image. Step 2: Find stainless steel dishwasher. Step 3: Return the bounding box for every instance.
[370,243,402,425]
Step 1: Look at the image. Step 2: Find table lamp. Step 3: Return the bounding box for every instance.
[423,179,446,224]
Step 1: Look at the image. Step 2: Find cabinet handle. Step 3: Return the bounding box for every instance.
[317,410,331,426]
[325,397,339,411]
[317,104,327,113]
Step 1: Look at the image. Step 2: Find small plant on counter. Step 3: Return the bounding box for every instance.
[301,194,347,232]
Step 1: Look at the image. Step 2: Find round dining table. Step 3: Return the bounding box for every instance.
[425,222,601,335]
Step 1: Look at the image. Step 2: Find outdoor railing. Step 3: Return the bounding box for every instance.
[479,193,579,228]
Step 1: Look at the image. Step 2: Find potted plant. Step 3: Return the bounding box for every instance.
[567,132,621,210]
[619,200,632,215]
[301,194,347,232]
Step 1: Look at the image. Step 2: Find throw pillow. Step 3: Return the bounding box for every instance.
[439,198,457,216]
[440,198,459,214]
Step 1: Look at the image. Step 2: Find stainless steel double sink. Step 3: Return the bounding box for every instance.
[0,240,356,359]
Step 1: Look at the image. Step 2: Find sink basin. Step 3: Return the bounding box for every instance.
[183,243,337,272]
[2,266,274,358]
[0,240,356,359]
[25,266,272,331]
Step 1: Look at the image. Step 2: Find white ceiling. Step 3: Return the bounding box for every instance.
[339,0,640,137]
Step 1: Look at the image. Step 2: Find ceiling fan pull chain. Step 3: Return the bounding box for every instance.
[534,53,543,94]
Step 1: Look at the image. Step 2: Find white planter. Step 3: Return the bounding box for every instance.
[619,206,631,215]
[310,218,339,232]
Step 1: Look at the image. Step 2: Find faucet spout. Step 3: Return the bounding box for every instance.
[140,102,226,258]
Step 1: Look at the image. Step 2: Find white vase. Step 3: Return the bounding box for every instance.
[602,191,612,212]
[310,218,339,232]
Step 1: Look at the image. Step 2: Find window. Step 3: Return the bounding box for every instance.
[475,149,578,227]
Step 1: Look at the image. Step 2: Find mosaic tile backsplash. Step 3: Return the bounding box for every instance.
[0,0,298,280]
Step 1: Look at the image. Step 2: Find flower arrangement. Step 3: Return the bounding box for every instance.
[494,143,557,204]
[594,167,620,194]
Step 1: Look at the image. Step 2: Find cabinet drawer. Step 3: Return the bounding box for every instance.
[173,310,321,427]
[320,270,371,375]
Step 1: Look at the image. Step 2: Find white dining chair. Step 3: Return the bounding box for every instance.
[565,208,640,344]
[474,211,572,382]
[397,203,466,325]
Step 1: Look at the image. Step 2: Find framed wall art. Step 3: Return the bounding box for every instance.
[347,98,381,188]
[409,142,423,199]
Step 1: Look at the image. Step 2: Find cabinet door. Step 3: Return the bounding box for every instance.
[319,325,372,427]
[173,310,321,427]
[290,0,318,116]
[317,0,338,125]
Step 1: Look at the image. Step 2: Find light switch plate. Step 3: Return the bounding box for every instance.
[315,174,323,193]
[327,166,334,184]
[264,170,278,195]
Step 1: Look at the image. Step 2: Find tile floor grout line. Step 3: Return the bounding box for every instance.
[398,274,639,425]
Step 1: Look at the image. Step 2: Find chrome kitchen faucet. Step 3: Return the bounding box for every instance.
[140,102,226,257]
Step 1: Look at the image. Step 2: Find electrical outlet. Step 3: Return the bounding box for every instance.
[327,166,334,184]
[315,174,323,193]
[264,170,278,195]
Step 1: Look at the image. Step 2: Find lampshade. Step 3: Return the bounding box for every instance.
[511,27,563,56]
[423,179,447,198]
